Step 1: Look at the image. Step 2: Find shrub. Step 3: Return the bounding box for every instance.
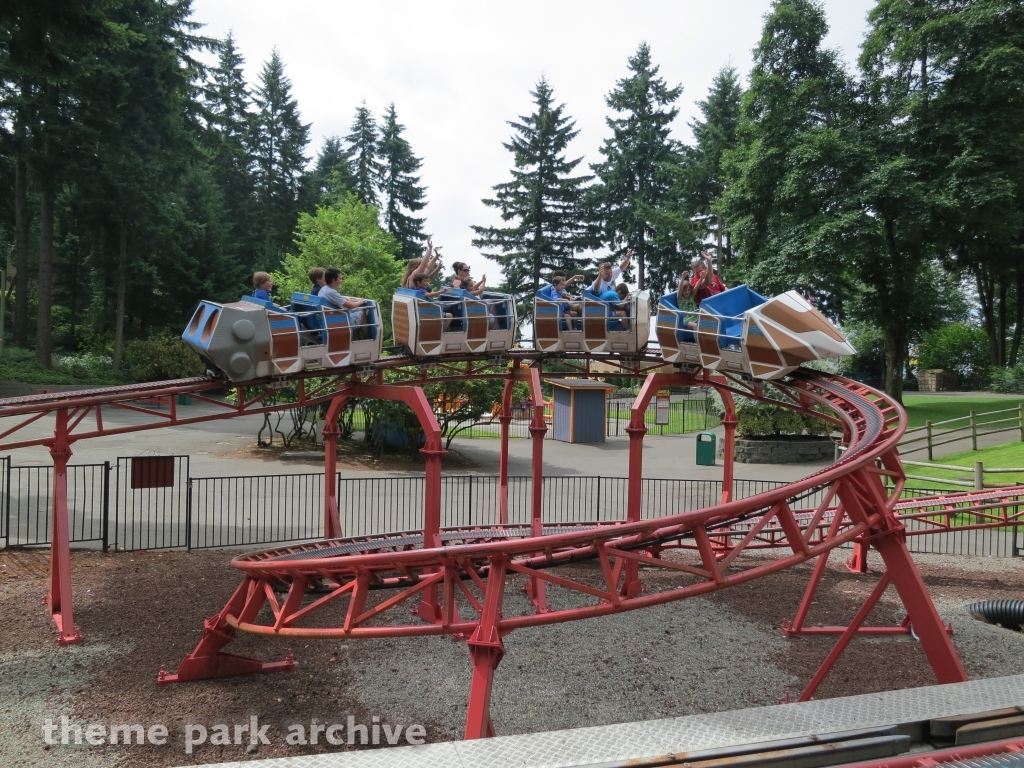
[0,347,125,385]
[917,323,991,388]
[990,365,1024,394]
[710,382,835,438]
[735,400,834,438]
[122,334,206,382]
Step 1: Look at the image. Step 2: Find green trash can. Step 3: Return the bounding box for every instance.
[176,394,192,405]
[695,431,716,466]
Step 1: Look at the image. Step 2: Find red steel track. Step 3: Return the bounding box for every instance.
[2,352,1021,739]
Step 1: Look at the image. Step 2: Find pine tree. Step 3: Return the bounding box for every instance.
[346,103,381,206]
[472,78,595,309]
[306,136,356,207]
[592,43,683,294]
[251,48,310,267]
[683,67,743,265]
[205,32,255,266]
[377,103,427,261]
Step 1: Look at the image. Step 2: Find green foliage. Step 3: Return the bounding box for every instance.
[472,78,597,318]
[346,104,381,207]
[917,323,991,387]
[424,377,529,449]
[679,67,744,268]
[735,400,834,439]
[274,196,403,334]
[122,334,207,382]
[251,49,311,268]
[592,43,683,295]
[989,366,1024,394]
[378,103,427,261]
[843,321,886,381]
[0,348,125,385]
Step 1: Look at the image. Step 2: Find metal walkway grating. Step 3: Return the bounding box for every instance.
[177,673,1024,768]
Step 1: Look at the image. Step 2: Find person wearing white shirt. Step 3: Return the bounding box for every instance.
[590,249,633,294]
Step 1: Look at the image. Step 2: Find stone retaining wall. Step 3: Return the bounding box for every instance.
[734,437,835,464]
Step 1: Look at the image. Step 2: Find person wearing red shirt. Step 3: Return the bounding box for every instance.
[689,253,726,306]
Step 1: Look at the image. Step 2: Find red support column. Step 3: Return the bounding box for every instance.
[464,556,508,740]
[719,388,737,504]
[48,408,81,645]
[839,468,967,685]
[623,373,663,598]
[321,396,346,540]
[525,366,548,612]
[159,576,295,684]
[497,378,515,525]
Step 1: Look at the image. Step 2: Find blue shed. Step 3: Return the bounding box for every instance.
[549,379,616,443]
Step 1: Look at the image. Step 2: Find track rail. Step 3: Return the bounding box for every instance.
[0,351,1012,738]
[156,367,971,739]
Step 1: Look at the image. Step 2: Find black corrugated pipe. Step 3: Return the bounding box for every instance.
[966,599,1024,631]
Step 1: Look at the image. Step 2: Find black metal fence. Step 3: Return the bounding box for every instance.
[441,392,719,441]
[2,457,1021,557]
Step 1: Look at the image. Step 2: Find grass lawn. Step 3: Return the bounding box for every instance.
[609,405,720,435]
[902,395,1024,429]
[901,440,1024,491]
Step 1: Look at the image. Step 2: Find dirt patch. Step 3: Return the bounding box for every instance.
[1,547,1021,768]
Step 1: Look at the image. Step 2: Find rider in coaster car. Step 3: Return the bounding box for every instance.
[411,272,455,329]
[320,268,371,341]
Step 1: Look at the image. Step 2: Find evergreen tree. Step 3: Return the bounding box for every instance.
[306,136,355,207]
[592,43,683,294]
[683,67,743,265]
[0,0,112,364]
[346,103,380,206]
[205,31,255,266]
[251,48,310,267]
[377,103,427,261]
[472,78,596,311]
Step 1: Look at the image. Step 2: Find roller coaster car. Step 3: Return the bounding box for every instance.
[182,293,383,383]
[534,289,651,354]
[656,285,855,380]
[392,288,516,358]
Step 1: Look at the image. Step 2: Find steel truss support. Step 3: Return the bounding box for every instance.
[46,409,81,645]
[161,382,447,682]
[790,468,966,701]
[158,577,295,684]
[464,557,508,739]
[524,365,548,612]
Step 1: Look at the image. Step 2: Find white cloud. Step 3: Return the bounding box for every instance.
[193,0,874,285]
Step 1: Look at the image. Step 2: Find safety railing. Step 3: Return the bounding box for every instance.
[902,459,1024,490]
[900,403,1024,458]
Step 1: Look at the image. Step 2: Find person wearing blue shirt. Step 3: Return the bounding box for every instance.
[252,271,273,301]
[308,267,326,296]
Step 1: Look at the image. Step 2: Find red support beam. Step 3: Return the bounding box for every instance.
[497,377,515,525]
[322,395,346,540]
[47,409,80,645]
[525,366,548,612]
[464,556,508,739]
[720,388,737,504]
[838,468,967,686]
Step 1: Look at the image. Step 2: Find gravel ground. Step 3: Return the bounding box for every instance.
[0,546,1022,768]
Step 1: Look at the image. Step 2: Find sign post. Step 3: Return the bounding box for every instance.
[655,391,671,427]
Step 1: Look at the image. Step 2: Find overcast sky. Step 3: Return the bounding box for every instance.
[192,0,876,285]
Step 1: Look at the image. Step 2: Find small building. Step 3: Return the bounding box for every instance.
[549,379,616,443]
